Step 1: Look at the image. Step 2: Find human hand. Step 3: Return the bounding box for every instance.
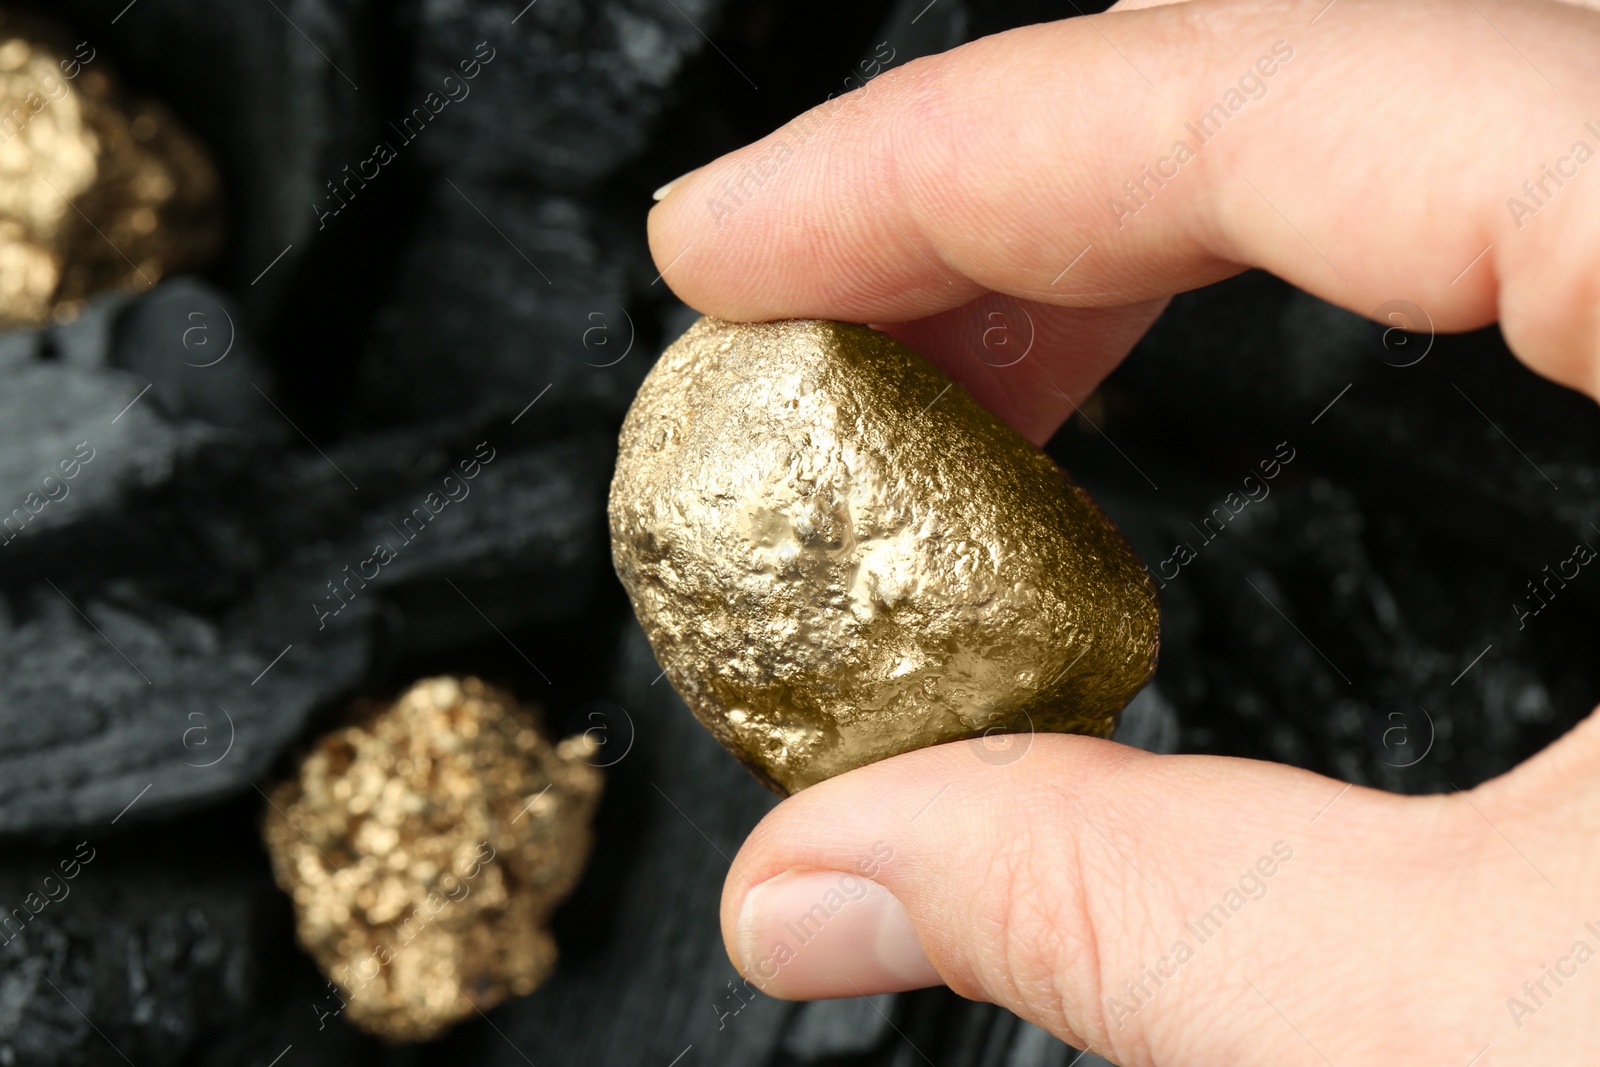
[647,0,1600,1063]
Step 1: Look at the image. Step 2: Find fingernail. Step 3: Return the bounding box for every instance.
[735,870,942,998]
[652,166,701,202]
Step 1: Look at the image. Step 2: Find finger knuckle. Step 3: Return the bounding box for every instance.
[965,813,1117,1044]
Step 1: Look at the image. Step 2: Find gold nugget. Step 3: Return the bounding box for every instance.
[0,10,222,328]
[610,318,1159,794]
[261,677,603,1043]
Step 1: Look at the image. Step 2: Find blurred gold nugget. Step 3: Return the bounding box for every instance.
[262,677,603,1043]
[0,10,221,328]
[610,318,1159,794]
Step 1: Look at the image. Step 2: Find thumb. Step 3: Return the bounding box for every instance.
[718,731,1575,1065]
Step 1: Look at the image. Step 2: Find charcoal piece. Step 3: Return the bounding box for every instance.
[0,359,216,550]
[1127,275,1600,541]
[355,183,646,428]
[0,579,373,836]
[320,433,614,653]
[0,852,271,1067]
[878,988,1041,1067]
[429,622,791,1064]
[1054,307,1600,802]
[1112,683,1180,755]
[8,0,1599,1063]
[868,0,972,64]
[1158,475,1583,794]
[0,419,619,836]
[403,0,733,187]
[329,434,609,589]
[782,995,898,1061]
[110,277,284,434]
[0,299,289,589]
[0,329,36,371]
[248,419,611,567]
[1007,1022,1095,1067]
[43,291,138,368]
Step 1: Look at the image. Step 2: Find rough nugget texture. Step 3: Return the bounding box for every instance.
[0,10,221,327]
[262,677,602,1043]
[610,317,1159,794]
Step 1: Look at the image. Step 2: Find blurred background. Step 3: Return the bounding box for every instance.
[2,0,1598,1063]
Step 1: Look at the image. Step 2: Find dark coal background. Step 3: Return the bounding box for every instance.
[1,0,1597,1063]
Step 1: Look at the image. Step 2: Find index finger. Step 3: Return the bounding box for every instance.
[648,0,1600,405]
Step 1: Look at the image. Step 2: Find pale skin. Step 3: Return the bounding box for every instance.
[647,1,1600,1063]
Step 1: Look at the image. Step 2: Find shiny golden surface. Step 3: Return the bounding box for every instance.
[0,11,221,328]
[262,677,603,1043]
[610,317,1159,794]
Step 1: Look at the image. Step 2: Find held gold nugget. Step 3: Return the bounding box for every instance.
[609,317,1159,794]
[262,677,602,1043]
